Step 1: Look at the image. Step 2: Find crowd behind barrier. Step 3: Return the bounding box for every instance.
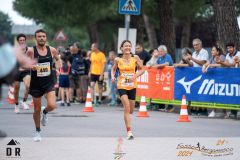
[136,67,240,110]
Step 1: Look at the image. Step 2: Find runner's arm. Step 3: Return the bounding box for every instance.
[134,55,145,79]
[51,47,62,69]
[111,57,118,83]
[24,47,37,70]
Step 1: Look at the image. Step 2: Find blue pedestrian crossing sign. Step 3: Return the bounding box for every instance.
[119,0,141,15]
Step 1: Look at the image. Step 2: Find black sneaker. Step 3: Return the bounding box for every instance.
[60,103,65,106]
[67,103,71,106]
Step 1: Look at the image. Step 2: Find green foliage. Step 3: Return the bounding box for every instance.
[0,11,12,42]
[173,0,212,21]
[236,0,240,15]
[13,0,122,50]
[13,0,118,28]
[142,0,159,27]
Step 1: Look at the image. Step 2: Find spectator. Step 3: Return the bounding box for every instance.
[146,49,159,67]
[189,38,209,67]
[135,42,151,65]
[89,43,106,105]
[189,38,209,116]
[217,42,240,67]
[202,45,225,73]
[153,45,174,112]
[174,47,193,67]
[201,45,226,118]
[107,51,117,106]
[79,50,90,103]
[59,56,71,106]
[216,42,240,118]
[154,45,173,68]
[68,43,84,103]
[148,49,155,57]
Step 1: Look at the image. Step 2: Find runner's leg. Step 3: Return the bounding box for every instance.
[22,75,30,101]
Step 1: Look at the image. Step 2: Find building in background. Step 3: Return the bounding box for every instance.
[11,25,42,46]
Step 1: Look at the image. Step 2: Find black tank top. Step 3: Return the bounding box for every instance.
[30,46,54,89]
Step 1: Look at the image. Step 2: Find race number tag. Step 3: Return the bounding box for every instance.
[121,73,134,87]
[36,62,51,77]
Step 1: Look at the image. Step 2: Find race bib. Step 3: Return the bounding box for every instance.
[36,62,51,77]
[120,73,134,87]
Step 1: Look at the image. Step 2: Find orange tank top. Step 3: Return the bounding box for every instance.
[117,57,137,90]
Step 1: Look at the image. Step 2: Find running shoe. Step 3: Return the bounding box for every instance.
[127,131,134,140]
[41,113,48,126]
[14,105,20,114]
[33,131,42,142]
[21,101,30,110]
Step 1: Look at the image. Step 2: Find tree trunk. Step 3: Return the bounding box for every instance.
[87,22,99,44]
[212,0,240,51]
[112,32,118,53]
[180,16,192,48]
[132,16,145,44]
[143,13,158,49]
[155,0,176,61]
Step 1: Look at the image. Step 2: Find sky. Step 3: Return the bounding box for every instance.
[0,0,239,26]
[0,0,34,25]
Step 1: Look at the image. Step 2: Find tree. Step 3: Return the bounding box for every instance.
[173,0,212,48]
[142,14,158,49]
[155,0,176,60]
[212,0,240,50]
[142,0,158,49]
[13,0,121,51]
[0,11,12,43]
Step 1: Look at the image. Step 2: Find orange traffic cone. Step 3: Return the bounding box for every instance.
[83,87,94,112]
[7,85,15,104]
[177,95,191,122]
[137,96,149,117]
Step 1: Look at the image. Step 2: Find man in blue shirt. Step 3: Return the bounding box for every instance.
[153,45,174,112]
[155,45,173,67]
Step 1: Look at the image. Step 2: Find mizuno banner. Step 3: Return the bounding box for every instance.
[174,67,240,105]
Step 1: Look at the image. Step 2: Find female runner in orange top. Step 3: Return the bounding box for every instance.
[111,40,145,140]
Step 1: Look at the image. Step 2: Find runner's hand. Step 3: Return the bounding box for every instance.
[129,75,137,82]
[13,45,36,69]
[31,65,38,71]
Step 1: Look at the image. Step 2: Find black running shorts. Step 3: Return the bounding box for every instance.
[118,88,136,100]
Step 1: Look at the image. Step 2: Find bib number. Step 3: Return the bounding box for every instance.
[37,62,51,77]
[121,73,134,87]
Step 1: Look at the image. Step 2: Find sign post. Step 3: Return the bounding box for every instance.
[125,15,130,40]
[119,0,141,40]
[53,29,68,52]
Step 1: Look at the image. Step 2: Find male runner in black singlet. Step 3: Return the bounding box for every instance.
[27,29,61,142]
